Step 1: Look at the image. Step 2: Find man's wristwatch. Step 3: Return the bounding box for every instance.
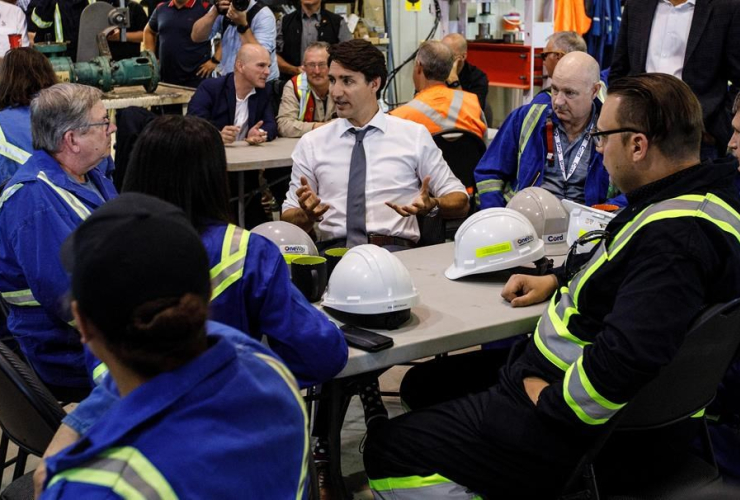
[210,56,220,64]
[237,24,249,34]
[447,80,461,88]
[425,200,440,218]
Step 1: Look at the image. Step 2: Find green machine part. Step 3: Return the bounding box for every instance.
[35,43,160,94]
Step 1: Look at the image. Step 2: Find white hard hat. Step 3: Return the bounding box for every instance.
[561,200,616,254]
[506,187,569,256]
[445,208,546,280]
[251,221,318,261]
[322,245,420,329]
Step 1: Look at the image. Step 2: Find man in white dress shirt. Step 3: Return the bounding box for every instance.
[282,39,469,250]
[609,0,740,158]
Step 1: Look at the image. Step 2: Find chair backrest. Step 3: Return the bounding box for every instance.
[561,298,740,495]
[0,343,66,457]
[618,298,740,429]
[432,128,487,193]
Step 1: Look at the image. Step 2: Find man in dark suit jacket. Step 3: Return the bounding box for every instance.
[188,43,277,145]
[188,43,278,228]
[609,0,740,157]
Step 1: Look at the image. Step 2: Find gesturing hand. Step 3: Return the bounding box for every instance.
[385,176,437,217]
[296,176,330,222]
[220,125,240,144]
[246,120,268,145]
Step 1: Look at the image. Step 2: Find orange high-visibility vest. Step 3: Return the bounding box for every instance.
[390,85,487,139]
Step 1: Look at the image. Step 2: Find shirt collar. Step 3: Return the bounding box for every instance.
[168,0,196,9]
[554,103,598,140]
[302,10,321,20]
[236,88,256,103]
[339,107,387,137]
[660,0,696,8]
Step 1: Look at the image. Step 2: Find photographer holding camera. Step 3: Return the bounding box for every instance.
[191,0,278,88]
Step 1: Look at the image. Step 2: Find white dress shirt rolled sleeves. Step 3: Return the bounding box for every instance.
[283,110,467,243]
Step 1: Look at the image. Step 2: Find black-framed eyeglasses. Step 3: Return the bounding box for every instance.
[77,117,112,133]
[589,128,643,147]
[539,50,564,61]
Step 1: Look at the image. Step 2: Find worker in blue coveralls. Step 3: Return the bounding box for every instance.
[474,52,615,209]
[30,116,345,492]
[0,83,117,401]
[0,48,58,184]
[36,192,308,499]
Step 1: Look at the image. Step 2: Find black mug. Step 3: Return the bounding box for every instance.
[325,247,349,279]
[291,256,328,302]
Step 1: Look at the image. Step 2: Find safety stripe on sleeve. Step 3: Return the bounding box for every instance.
[563,356,625,425]
[48,446,178,500]
[31,8,53,28]
[1,289,40,306]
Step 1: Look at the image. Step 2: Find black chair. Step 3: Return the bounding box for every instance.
[561,298,740,500]
[0,471,34,500]
[432,129,488,240]
[0,342,65,481]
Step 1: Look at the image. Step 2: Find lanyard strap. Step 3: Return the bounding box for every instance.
[553,127,591,181]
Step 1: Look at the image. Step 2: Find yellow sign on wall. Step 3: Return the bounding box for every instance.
[405,0,421,12]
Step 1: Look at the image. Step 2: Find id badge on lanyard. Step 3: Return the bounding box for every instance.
[553,128,591,181]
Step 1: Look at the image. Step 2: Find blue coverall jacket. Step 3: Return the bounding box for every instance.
[0,150,117,388]
[41,322,309,499]
[474,99,612,209]
[0,106,33,184]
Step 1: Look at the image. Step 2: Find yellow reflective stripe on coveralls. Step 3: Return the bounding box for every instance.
[532,193,740,425]
[48,446,178,500]
[406,90,466,131]
[0,183,23,210]
[0,125,31,165]
[92,362,109,385]
[296,73,310,121]
[369,473,483,499]
[209,224,249,301]
[36,171,92,220]
[1,289,40,306]
[254,353,309,500]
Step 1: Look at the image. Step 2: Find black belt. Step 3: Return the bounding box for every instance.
[367,234,416,248]
[317,235,416,252]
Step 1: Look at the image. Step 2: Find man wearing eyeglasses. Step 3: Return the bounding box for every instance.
[364,72,740,500]
[276,41,336,138]
[475,51,617,209]
[0,83,117,400]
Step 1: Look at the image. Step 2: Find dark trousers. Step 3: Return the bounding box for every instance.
[363,381,584,498]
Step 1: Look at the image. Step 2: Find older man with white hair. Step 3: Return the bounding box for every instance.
[0,83,117,400]
[475,52,616,208]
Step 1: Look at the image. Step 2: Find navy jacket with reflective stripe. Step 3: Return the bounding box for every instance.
[505,158,740,430]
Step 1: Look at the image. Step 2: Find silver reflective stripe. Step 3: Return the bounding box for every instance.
[564,357,625,425]
[518,104,547,153]
[446,90,465,124]
[0,125,31,165]
[53,4,63,43]
[0,183,23,211]
[210,225,249,300]
[31,8,53,28]
[36,171,92,221]
[406,99,457,130]
[1,289,40,306]
[92,457,163,500]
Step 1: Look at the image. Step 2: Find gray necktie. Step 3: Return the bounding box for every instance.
[346,127,371,247]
